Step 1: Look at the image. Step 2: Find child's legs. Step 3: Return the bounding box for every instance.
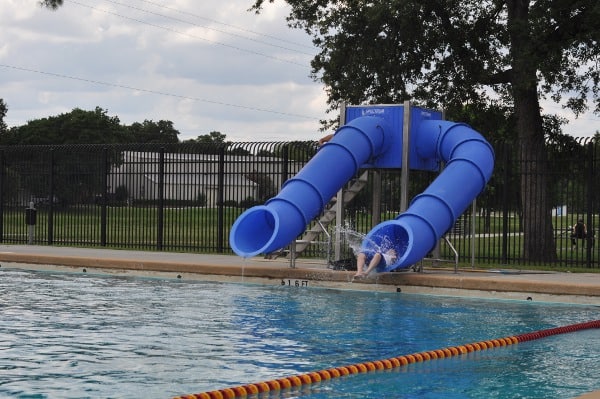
[356,252,367,273]
[364,252,382,275]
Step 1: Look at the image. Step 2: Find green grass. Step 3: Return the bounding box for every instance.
[2,206,597,271]
[2,206,245,248]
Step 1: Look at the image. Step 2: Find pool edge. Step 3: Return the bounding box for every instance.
[0,248,598,305]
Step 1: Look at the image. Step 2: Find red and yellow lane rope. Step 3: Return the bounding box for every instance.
[173,320,600,399]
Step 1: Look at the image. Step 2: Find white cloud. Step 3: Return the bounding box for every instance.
[541,102,599,138]
[0,0,326,141]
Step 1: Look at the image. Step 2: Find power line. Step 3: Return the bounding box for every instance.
[0,63,321,121]
[65,0,309,67]
[101,0,316,55]
[135,0,315,50]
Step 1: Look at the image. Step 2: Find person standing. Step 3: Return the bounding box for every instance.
[571,219,587,249]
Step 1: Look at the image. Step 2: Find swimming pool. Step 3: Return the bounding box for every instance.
[0,267,598,398]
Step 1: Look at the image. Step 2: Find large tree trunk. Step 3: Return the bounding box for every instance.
[516,109,557,262]
[508,0,557,262]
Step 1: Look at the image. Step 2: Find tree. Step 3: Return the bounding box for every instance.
[126,120,180,144]
[245,171,277,203]
[182,131,228,154]
[183,131,253,155]
[39,0,63,9]
[251,0,600,262]
[544,115,588,214]
[0,99,7,135]
[188,131,227,144]
[0,107,128,206]
[272,141,317,162]
[2,107,127,145]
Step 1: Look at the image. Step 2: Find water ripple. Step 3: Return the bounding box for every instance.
[0,268,598,398]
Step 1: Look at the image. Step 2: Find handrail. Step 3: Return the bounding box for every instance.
[416,235,458,273]
[443,235,459,274]
[289,220,330,268]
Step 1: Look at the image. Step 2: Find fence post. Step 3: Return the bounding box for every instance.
[585,142,594,267]
[0,150,4,243]
[157,147,165,250]
[501,145,509,264]
[48,149,55,245]
[471,198,476,268]
[371,170,381,228]
[26,201,36,244]
[281,144,289,185]
[101,147,108,246]
[217,145,225,252]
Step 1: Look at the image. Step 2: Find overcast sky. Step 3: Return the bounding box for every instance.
[1,1,598,142]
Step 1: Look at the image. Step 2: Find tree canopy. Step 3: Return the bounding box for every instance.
[1,107,125,145]
[0,99,7,135]
[126,120,180,144]
[186,131,228,144]
[252,0,598,127]
[251,0,600,261]
[0,107,182,145]
[39,0,63,10]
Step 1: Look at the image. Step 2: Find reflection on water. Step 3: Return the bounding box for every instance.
[0,268,598,399]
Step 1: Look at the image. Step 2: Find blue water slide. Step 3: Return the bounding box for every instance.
[366,120,495,271]
[230,116,393,258]
[230,116,494,270]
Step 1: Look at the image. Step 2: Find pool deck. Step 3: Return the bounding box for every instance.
[0,244,599,305]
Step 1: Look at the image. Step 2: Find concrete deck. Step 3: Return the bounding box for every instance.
[0,244,598,305]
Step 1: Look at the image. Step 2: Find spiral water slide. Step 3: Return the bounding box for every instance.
[229,116,494,270]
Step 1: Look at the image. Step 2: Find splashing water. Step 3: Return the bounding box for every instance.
[333,223,404,272]
[335,223,367,255]
[335,223,393,256]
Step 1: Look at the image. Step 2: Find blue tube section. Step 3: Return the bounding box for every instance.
[366,120,495,271]
[230,116,391,258]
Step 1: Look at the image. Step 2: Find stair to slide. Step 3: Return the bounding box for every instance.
[293,170,369,255]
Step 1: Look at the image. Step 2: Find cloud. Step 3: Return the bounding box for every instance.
[0,0,327,141]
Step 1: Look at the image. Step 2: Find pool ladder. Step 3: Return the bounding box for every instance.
[288,220,331,268]
[416,235,459,273]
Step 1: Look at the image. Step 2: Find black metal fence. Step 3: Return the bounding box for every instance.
[0,138,597,268]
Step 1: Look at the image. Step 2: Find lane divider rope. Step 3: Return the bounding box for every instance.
[173,319,600,399]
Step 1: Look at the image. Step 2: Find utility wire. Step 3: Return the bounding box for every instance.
[0,64,321,121]
[134,0,315,50]
[66,0,309,67]
[99,0,315,56]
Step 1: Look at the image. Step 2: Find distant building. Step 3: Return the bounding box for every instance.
[107,151,303,206]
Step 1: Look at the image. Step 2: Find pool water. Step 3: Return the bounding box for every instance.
[0,268,598,399]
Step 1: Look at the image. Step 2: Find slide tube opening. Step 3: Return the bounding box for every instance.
[229,206,279,258]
